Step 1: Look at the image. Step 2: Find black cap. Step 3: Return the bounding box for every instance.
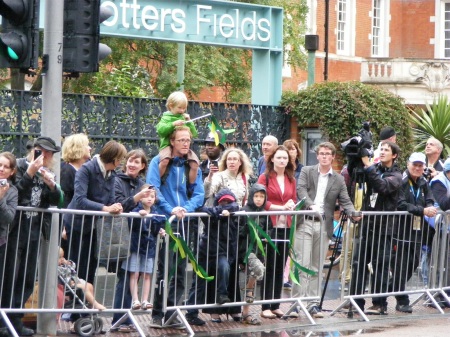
[34,136,61,153]
[379,127,396,141]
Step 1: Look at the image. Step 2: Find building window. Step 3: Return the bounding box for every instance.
[336,0,355,55]
[337,0,347,52]
[372,0,381,55]
[371,0,389,57]
[445,2,450,57]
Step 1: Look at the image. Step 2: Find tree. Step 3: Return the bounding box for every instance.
[62,0,308,102]
[280,81,414,167]
[409,95,450,157]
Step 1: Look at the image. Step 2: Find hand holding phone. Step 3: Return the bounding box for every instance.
[34,149,42,160]
[211,160,218,167]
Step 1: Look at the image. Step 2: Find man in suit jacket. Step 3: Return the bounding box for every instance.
[292,142,359,318]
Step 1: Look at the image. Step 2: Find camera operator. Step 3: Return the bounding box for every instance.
[424,137,444,181]
[349,140,402,314]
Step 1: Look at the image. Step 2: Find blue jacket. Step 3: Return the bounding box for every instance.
[65,156,117,234]
[128,203,165,258]
[146,155,204,217]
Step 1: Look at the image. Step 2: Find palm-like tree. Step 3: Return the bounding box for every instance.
[409,95,450,157]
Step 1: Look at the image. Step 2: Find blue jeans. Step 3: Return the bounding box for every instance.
[152,223,188,321]
[112,268,132,325]
[186,254,230,317]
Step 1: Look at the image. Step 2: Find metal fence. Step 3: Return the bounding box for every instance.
[332,210,450,321]
[1,208,449,336]
[0,90,290,166]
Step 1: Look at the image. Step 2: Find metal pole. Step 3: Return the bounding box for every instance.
[324,0,329,81]
[177,43,185,91]
[38,0,63,334]
[307,50,316,86]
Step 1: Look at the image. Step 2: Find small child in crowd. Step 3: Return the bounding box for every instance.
[121,184,165,310]
[58,248,106,311]
[156,91,200,191]
[238,183,269,325]
[185,188,240,324]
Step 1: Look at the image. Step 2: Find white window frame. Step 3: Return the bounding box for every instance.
[336,0,356,56]
[371,0,391,57]
[435,0,450,58]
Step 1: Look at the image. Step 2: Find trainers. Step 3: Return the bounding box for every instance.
[308,305,324,318]
[283,282,292,289]
[288,308,299,318]
[149,317,163,329]
[217,294,231,304]
[186,316,206,326]
[366,305,387,315]
[395,304,413,313]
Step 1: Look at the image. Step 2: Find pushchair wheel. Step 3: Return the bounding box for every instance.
[74,317,95,336]
[93,317,104,334]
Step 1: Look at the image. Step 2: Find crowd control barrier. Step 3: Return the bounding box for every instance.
[331,210,450,321]
[1,208,449,336]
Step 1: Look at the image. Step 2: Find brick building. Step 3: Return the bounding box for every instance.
[282,0,450,165]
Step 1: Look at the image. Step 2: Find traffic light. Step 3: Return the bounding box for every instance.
[63,0,112,73]
[0,0,40,72]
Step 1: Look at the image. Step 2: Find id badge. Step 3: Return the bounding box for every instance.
[369,193,378,208]
[413,216,421,231]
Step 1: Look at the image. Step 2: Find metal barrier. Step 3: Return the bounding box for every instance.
[1,208,450,336]
[332,210,450,321]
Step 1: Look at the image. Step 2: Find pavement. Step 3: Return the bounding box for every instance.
[46,266,449,336]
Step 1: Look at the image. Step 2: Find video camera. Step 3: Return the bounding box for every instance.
[341,121,373,159]
[341,122,374,180]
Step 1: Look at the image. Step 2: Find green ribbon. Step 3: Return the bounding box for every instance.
[56,183,64,209]
[288,198,317,285]
[244,216,278,263]
[164,220,214,281]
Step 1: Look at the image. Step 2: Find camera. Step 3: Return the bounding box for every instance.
[0,179,7,187]
[423,167,432,181]
[341,122,373,159]
[210,160,218,167]
[341,122,374,179]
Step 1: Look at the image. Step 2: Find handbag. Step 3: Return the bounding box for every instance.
[96,216,131,271]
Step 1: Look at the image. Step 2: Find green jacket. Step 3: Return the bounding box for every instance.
[156,111,198,149]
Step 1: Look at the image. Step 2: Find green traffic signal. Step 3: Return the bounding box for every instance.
[7,47,19,60]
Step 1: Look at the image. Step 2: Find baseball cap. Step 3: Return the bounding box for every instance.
[218,194,235,203]
[408,152,426,164]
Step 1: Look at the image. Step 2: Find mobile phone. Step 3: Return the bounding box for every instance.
[34,149,42,159]
[211,160,218,167]
[0,179,7,186]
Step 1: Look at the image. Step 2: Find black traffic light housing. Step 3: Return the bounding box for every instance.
[0,0,40,73]
[63,0,112,74]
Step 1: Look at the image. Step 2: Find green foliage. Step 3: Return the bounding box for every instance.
[409,95,450,157]
[60,0,308,102]
[280,81,414,166]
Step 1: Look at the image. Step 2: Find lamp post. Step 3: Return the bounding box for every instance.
[324,0,329,81]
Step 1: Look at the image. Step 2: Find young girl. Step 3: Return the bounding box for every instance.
[122,185,165,310]
[156,91,200,192]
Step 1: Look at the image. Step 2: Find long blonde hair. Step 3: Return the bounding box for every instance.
[218,148,253,176]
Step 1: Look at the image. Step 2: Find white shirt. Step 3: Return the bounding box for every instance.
[314,167,332,215]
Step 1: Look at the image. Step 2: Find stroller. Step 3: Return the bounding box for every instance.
[58,262,104,336]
